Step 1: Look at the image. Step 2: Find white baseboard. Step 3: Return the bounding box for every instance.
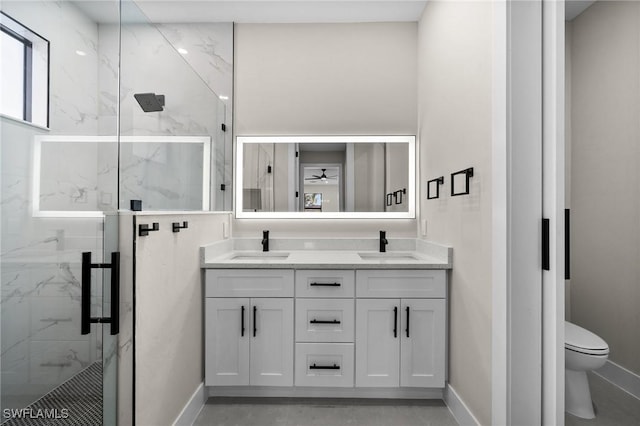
[593,360,640,401]
[444,384,480,426]
[173,383,206,426]
[207,386,443,399]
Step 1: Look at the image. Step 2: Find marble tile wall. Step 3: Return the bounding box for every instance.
[1,0,233,414]
[1,0,107,412]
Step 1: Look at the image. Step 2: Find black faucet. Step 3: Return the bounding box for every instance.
[380,230,388,252]
[262,230,269,252]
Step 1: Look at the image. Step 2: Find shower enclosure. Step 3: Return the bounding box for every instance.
[0,1,229,424]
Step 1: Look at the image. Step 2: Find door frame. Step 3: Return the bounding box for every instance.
[542,0,565,424]
[492,1,565,424]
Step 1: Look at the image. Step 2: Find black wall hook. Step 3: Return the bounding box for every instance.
[138,223,159,237]
[172,221,189,233]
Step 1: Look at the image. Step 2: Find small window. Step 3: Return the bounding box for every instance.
[0,12,49,127]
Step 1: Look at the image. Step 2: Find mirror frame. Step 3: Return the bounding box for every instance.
[235,135,416,219]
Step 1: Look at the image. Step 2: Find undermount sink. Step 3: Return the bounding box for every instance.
[357,252,420,261]
[229,252,290,261]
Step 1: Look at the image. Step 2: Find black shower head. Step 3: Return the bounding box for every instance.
[134,93,165,112]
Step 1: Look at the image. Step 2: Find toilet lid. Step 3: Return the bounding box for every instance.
[565,321,609,355]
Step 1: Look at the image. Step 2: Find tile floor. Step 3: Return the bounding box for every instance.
[565,372,640,426]
[193,398,458,426]
[195,373,640,426]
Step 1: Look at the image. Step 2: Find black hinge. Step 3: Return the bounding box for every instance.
[267,165,272,174]
[220,184,226,191]
[542,218,550,271]
[221,123,226,132]
[295,151,299,157]
[295,191,299,198]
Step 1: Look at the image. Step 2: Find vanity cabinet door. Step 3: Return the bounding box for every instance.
[355,299,400,387]
[250,298,294,386]
[400,299,446,388]
[205,298,250,386]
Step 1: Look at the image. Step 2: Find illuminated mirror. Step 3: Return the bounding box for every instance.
[236,136,415,219]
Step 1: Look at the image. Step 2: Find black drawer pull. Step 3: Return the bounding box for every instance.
[241,306,245,337]
[309,282,341,287]
[310,363,340,370]
[310,319,341,325]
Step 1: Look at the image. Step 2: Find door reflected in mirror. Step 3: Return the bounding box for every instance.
[236,136,415,219]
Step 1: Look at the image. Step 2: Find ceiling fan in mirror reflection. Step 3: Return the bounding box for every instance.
[304,168,338,183]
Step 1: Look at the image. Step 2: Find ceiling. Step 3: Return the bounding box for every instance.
[74,0,429,24]
[74,0,598,26]
[566,0,596,21]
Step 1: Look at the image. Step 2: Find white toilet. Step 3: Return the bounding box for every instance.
[565,321,609,419]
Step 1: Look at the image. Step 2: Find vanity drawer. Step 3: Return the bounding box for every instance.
[295,270,355,298]
[205,269,294,297]
[296,299,354,343]
[295,343,354,387]
[356,270,446,298]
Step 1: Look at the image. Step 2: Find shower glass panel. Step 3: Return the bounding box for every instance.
[119,0,227,212]
[0,0,120,424]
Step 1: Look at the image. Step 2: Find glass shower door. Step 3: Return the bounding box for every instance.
[0,1,121,424]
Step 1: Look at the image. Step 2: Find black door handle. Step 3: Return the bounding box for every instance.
[309,282,341,287]
[542,218,550,271]
[241,306,245,337]
[253,305,257,337]
[81,251,120,336]
[405,306,410,338]
[81,252,91,335]
[565,209,570,280]
[310,319,341,324]
[393,306,398,338]
[309,363,340,370]
[110,252,120,336]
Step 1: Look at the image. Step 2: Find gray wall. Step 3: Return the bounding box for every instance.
[568,1,640,376]
[232,22,418,237]
[417,2,493,424]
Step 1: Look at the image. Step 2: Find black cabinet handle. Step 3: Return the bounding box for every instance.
[310,363,340,370]
[241,306,245,337]
[309,282,341,287]
[405,306,410,338]
[310,319,341,324]
[393,306,398,338]
[253,305,257,337]
[81,252,120,336]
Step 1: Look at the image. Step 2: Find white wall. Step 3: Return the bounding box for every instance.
[417,2,493,424]
[233,22,418,237]
[133,212,230,426]
[568,1,640,376]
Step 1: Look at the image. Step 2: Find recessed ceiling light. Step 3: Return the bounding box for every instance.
[219,95,229,100]
[75,50,87,56]
[177,48,188,55]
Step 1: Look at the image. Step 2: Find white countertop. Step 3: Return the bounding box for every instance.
[201,238,452,270]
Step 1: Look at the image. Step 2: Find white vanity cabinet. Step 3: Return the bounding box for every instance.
[355,270,446,388]
[204,266,447,395]
[205,270,294,387]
